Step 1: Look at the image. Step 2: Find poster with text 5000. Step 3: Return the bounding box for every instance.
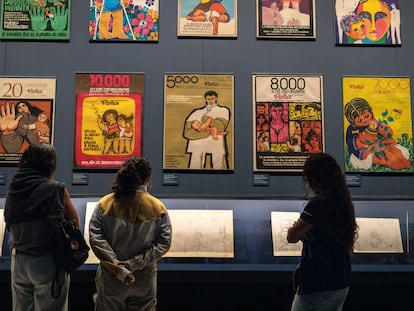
[163,73,234,171]
[74,73,144,169]
[0,0,70,40]
[253,75,324,172]
[343,76,413,173]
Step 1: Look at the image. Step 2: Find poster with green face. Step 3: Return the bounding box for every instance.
[0,0,70,40]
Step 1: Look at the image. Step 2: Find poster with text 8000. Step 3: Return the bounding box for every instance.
[74,73,143,169]
[343,76,413,173]
[163,74,234,171]
[253,75,324,172]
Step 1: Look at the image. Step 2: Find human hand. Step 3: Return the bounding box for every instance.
[50,6,67,31]
[0,103,23,134]
[124,272,135,286]
[29,6,49,31]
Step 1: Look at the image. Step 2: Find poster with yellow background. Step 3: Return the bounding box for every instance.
[343,76,413,173]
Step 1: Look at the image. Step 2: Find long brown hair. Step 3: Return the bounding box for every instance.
[111,157,152,199]
[303,153,358,252]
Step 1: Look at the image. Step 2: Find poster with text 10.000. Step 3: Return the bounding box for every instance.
[74,73,144,169]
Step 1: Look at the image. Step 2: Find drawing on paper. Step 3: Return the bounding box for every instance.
[165,209,234,258]
[271,211,302,256]
[354,217,404,253]
[84,202,100,264]
[0,209,4,257]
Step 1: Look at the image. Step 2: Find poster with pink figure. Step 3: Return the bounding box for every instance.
[256,0,315,39]
[334,0,401,45]
[89,0,159,41]
[253,74,324,172]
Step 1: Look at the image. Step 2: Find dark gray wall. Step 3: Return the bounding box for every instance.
[0,1,413,199]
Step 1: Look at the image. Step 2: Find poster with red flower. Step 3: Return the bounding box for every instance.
[89,0,159,41]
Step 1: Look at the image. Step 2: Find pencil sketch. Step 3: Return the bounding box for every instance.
[271,211,302,256]
[0,209,4,257]
[84,202,100,264]
[354,217,404,253]
[165,209,234,258]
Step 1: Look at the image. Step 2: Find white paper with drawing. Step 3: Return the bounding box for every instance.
[0,209,4,256]
[84,202,99,264]
[354,217,403,253]
[165,209,234,258]
[271,211,302,256]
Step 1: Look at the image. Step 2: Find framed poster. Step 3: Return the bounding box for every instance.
[343,76,413,173]
[253,74,324,172]
[165,209,234,258]
[0,77,56,165]
[74,73,144,169]
[177,0,237,37]
[0,0,70,40]
[334,0,401,45]
[89,0,159,41]
[163,73,234,171]
[256,0,315,39]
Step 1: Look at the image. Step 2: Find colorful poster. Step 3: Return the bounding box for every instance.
[253,75,324,172]
[334,0,401,45]
[343,76,413,173]
[163,73,234,171]
[74,73,144,169]
[0,0,70,40]
[0,77,56,165]
[256,0,315,39]
[177,0,237,37]
[89,0,159,41]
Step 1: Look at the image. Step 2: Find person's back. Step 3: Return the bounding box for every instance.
[89,156,172,311]
[5,142,80,311]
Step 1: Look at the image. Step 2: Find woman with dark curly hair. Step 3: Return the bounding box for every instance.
[89,156,172,310]
[287,153,358,311]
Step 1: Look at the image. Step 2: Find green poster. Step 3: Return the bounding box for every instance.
[0,0,70,40]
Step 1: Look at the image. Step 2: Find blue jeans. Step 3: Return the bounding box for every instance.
[291,287,349,311]
[11,251,69,311]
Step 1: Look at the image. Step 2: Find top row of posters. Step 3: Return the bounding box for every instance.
[0,0,402,45]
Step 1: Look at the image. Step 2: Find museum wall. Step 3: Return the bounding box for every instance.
[0,0,413,199]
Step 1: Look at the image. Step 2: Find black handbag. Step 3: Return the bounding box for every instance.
[51,219,90,299]
[52,219,90,273]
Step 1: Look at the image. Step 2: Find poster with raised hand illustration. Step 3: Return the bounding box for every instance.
[163,73,234,171]
[343,76,413,173]
[0,77,56,165]
[0,0,70,40]
[74,73,143,169]
[253,74,324,172]
[256,0,315,39]
[334,0,401,45]
[89,0,159,41]
[177,0,237,37]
